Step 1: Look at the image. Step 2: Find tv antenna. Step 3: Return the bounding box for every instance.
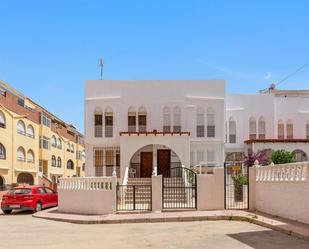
[99,58,104,80]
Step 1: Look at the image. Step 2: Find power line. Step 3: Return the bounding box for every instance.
[276,61,309,86]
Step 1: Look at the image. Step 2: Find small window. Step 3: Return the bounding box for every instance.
[173,106,181,132]
[51,155,56,167]
[138,106,147,132]
[287,119,293,139]
[258,117,266,139]
[36,188,45,194]
[27,150,34,163]
[39,136,50,150]
[229,117,236,143]
[57,138,62,149]
[128,107,137,132]
[51,136,57,148]
[94,108,103,138]
[0,110,6,128]
[44,188,54,194]
[27,125,35,138]
[67,160,74,170]
[249,117,257,139]
[163,107,171,133]
[17,147,26,161]
[57,157,62,168]
[0,143,6,160]
[207,107,215,138]
[17,120,26,135]
[40,113,51,127]
[278,120,284,139]
[196,107,205,137]
[105,108,113,138]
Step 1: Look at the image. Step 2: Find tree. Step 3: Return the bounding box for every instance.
[271,150,295,164]
[244,150,269,167]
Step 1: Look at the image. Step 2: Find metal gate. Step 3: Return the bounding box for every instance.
[116,185,152,211]
[162,167,197,209]
[224,162,249,209]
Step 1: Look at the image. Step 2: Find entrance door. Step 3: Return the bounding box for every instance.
[157,150,171,175]
[140,152,153,178]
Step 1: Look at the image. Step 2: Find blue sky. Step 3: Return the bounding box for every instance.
[1,1,309,132]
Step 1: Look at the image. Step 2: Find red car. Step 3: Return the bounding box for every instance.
[1,186,58,214]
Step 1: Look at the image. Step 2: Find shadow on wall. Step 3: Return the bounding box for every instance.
[227,230,308,249]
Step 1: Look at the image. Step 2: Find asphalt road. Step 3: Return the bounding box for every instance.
[0,210,308,249]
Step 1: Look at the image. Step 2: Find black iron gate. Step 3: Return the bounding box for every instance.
[116,184,152,211]
[162,167,197,209]
[224,162,249,209]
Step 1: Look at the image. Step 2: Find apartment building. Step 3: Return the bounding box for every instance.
[0,81,85,189]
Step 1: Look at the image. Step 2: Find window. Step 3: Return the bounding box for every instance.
[67,143,71,152]
[287,119,293,139]
[57,138,62,149]
[27,125,35,138]
[27,150,34,163]
[93,147,120,177]
[173,106,181,132]
[249,117,257,139]
[105,107,113,138]
[0,143,6,160]
[196,107,205,137]
[44,188,54,194]
[71,144,74,153]
[138,106,147,132]
[128,107,136,132]
[229,117,236,143]
[57,157,62,168]
[39,136,50,149]
[94,107,103,138]
[207,107,215,138]
[16,120,26,135]
[306,120,309,139]
[163,107,171,132]
[37,188,45,194]
[67,160,74,170]
[258,117,266,139]
[51,155,56,167]
[51,136,57,148]
[0,110,5,128]
[17,147,25,161]
[82,163,85,171]
[40,112,51,127]
[278,120,284,139]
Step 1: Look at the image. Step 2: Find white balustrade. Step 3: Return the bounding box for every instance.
[58,177,115,191]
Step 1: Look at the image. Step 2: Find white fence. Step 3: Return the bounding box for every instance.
[59,177,114,191]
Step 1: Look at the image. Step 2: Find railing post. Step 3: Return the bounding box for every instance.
[133,185,136,211]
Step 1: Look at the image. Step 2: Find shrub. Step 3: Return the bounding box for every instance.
[271,150,295,164]
[244,150,269,167]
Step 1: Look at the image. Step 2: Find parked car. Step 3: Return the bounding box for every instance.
[1,186,58,214]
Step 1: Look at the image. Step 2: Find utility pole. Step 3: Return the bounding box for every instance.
[99,58,104,80]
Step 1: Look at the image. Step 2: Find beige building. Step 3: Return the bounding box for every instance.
[0,81,85,189]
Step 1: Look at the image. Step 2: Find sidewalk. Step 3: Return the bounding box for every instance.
[33,208,309,241]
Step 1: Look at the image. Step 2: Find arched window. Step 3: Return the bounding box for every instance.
[94,107,103,137]
[51,155,56,167]
[229,117,236,143]
[27,125,35,138]
[16,120,26,135]
[17,147,25,161]
[292,149,308,162]
[306,120,309,139]
[82,150,85,159]
[71,144,74,153]
[27,149,34,163]
[57,157,62,168]
[67,143,71,152]
[207,107,215,138]
[287,119,293,139]
[173,106,181,132]
[0,110,6,128]
[138,106,147,132]
[67,160,74,170]
[249,117,257,139]
[51,135,57,148]
[196,107,205,137]
[57,138,62,149]
[0,143,6,160]
[258,117,266,139]
[163,107,171,132]
[128,106,136,132]
[105,107,113,137]
[278,119,284,139]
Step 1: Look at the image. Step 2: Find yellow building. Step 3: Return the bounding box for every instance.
[0,81,85,189]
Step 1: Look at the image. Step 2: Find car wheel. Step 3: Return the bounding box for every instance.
[2,209,12,215]
[34,202,42,212]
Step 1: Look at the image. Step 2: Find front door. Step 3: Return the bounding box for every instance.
[140,152,153,177]
[157,150,171,175]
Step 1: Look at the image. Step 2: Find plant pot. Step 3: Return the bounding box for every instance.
[234,184,243,202]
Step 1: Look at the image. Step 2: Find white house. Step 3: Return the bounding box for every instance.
[84,80,226,182]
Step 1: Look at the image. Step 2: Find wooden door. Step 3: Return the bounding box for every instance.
[140,152,153,178]
[157,150,171,175]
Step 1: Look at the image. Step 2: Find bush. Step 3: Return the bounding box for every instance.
[244,150,269,167]
[271,150,295,164]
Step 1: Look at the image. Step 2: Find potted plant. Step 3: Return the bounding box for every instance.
[232,174,248,202]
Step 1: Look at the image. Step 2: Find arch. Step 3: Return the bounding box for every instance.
[258,116,266,139]
[207,107,215,137]
[173,106,181,132]
[138,106,147,132]
[94,106,103,114]
[57,156,62,167]
[287,119,293,139]
[292,149,308,162]
[249,116,257,139]
[0,143,6,160]
[17,173,34,185]
[278,119,284,139]
[67,159,74,170]
[17,147,25,161]
[16,120,26,135]
[229,117,236,143]
[57,138,62,149]
[0,110,6,128]
[27,149,34,163]
[138,106,147,114]
[163,106,171,132]
[51,135,57,147]
[0,175,4,189]
[51,155,56,166]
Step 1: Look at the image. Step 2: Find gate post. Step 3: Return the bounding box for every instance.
[152,175,162,212]
[249,165,257,211]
